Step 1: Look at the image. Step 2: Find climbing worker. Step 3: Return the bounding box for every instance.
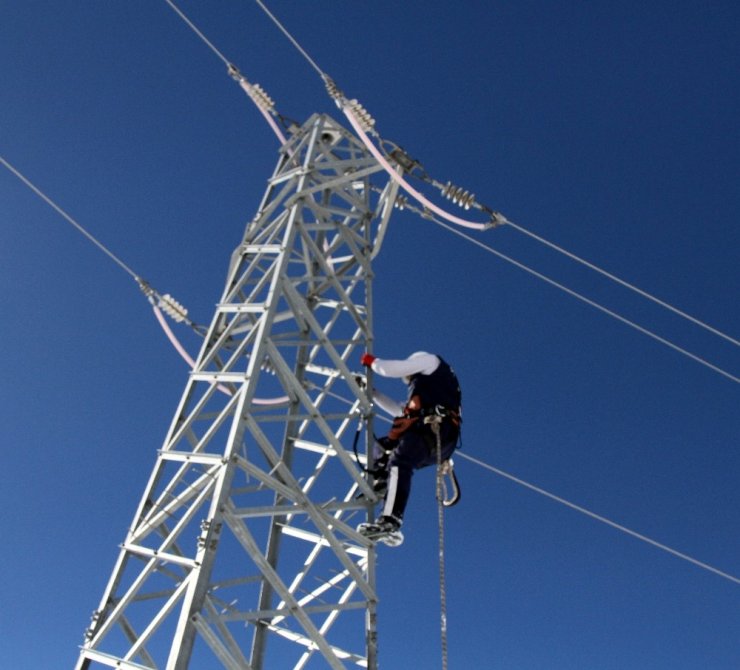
[357,351,461,546]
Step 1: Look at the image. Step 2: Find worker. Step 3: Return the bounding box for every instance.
[357,351,461,546]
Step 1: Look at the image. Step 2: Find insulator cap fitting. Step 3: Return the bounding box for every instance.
[248,83,275,113]
[441,181,476,210]
[158,294,188,323]
[324,76,342,100]
[347,99,375,133]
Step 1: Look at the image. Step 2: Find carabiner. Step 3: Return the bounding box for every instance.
[440,459,461,507]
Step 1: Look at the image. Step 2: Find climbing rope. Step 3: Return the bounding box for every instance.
[426,414,449,670]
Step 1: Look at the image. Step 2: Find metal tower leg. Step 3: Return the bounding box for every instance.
[76,113,402,670]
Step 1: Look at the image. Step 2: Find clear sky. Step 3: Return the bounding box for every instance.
[2,1,739,668]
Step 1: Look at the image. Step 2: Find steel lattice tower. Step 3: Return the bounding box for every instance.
[76,112,402,670]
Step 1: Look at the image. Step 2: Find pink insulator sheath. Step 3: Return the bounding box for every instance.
[238,79,287,144]
[152,306,289,405]
[342,107,489,231]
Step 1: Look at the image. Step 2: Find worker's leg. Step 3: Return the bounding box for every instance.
[383,422,459,518]
[382,432,428,522]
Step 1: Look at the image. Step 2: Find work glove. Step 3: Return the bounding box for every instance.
[360,353,376,367]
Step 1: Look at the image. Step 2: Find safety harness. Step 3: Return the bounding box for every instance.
[386,394,461,441]
[386,399,462,507]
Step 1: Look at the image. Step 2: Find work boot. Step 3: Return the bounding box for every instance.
[357,515,404,547]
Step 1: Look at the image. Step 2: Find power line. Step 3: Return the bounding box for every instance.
[13,0,736,596]
[2,156,141,282]
[163,0,288,144]
[253,0,328,80]
[421,211,740,385]
[251,0,740,357]
[505,219,740,349]
[163,0,232,68]
[1,155,211,340]
[456,451,740,587]
[329,393,740,588]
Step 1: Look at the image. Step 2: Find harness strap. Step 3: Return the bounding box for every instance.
[388,402,461,441]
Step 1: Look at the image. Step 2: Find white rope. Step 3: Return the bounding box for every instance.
[457,452,740,587]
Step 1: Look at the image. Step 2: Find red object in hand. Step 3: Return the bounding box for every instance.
[361,353,376,367]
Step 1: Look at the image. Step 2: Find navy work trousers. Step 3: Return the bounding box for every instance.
[382,423,458,521]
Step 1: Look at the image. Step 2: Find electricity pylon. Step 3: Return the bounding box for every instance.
[76,112,403,670]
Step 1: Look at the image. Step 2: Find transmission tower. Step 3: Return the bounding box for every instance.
[76,112,403,670]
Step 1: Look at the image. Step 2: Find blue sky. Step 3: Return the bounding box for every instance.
[2,1,739,668]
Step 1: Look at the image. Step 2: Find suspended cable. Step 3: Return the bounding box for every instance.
[422,211,740,385]
[252,0,740,358]
[406,163,740,350]
[346,84,740,353]
[3,155,293,403]
[163,0,288,144]
[253,0,327,79]
[504,220,740,349]
[347,107,740,351]
[3,155,210,361]
[163,0,232,68]
[457,452,740,587]
[251,0,504,230]
[296,384,740,587]
[2,156,141,282]
[342,106,500,230]
[2,154,207,321]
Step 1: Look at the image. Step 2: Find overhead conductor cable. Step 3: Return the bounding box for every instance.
[2,156,288,402]
[252,0,740,365]
[164,0,287,143]
[251,0,740,589]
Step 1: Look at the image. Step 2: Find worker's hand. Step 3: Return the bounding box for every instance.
[360,353,376,367]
